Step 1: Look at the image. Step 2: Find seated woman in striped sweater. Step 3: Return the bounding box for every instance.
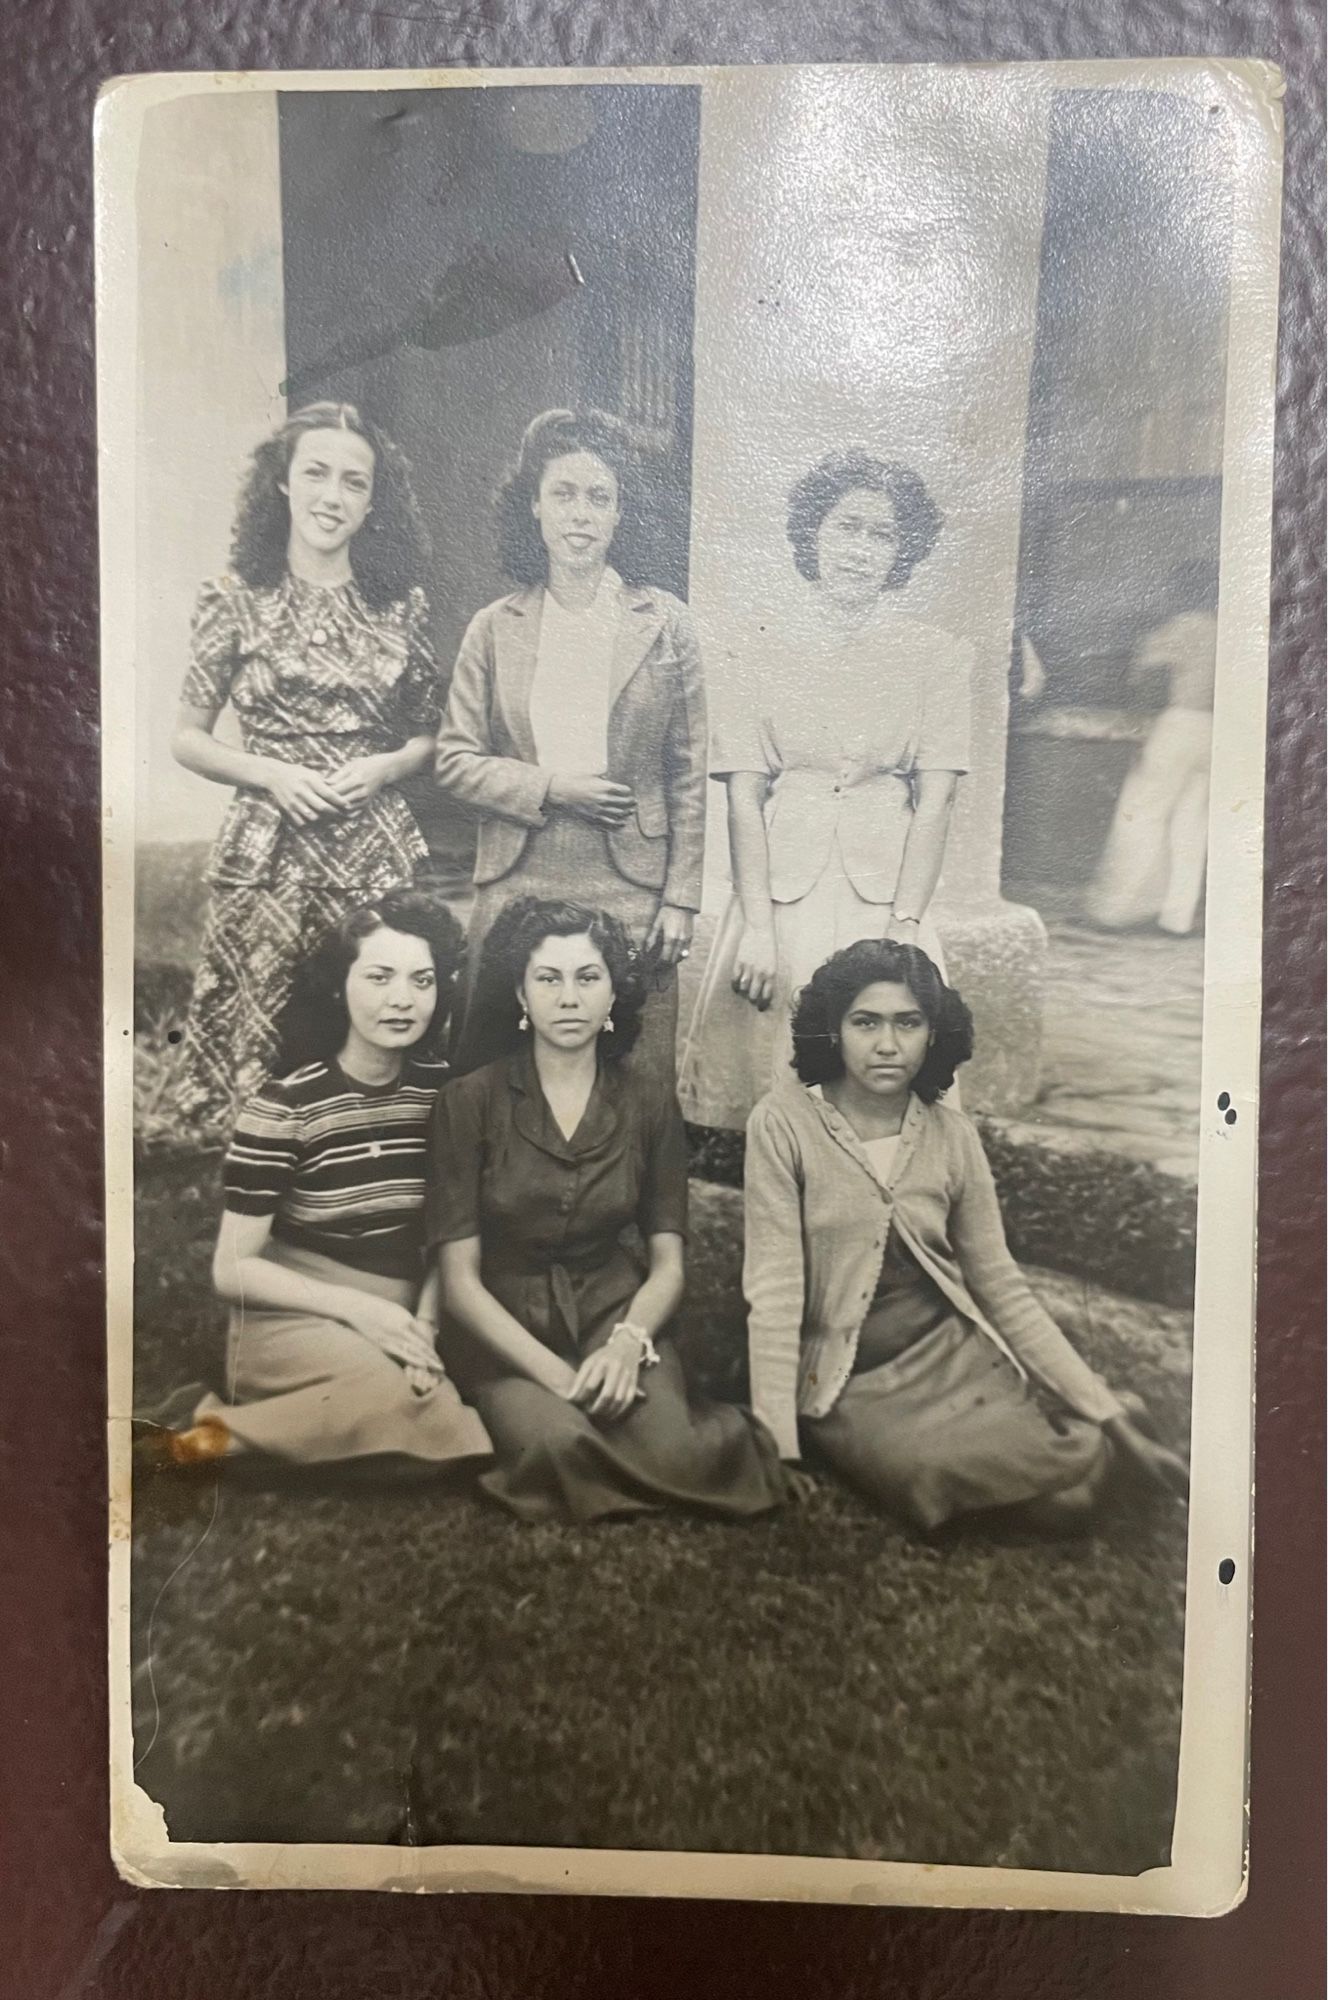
[152,888,492,1473]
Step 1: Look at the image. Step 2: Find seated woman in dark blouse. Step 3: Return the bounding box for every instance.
[428,895,786,1523]
[150,889,492,1472]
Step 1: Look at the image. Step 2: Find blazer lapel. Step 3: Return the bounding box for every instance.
[492,586,542,763]
[607,586,665,712]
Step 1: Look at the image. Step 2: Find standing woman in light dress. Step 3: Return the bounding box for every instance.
[435,408,706,1084]
[171,402,441,1132]
[678,449,971,1131]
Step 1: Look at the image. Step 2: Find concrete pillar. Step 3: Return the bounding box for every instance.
[135,91,286,850]
[687,68,1054,1112]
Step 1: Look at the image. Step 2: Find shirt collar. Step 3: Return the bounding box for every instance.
[805,1083,926,1192]
[505,1044,622,1160]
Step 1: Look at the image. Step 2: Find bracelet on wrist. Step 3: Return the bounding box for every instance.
[609,1321,661,1368]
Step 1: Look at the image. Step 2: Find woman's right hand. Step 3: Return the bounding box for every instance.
[731,924,779,1010]
[341,1293,426,1350]
[547,773,636,829]
[264,761,349,825]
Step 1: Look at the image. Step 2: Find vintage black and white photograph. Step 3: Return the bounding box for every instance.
[99,61,1278,1909]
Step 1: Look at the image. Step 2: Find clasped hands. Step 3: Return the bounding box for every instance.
[265,754,396,825]
[561,1327,649,1423]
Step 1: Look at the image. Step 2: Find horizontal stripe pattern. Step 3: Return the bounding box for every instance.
[224,1057,449,1279]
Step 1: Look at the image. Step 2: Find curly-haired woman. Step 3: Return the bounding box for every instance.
[743,939,1187,1532]
[427,896,785,1523]
[680,449,970,1129]
[435,407,706,1084]
[147,889,492,1473]
[171,401,442,1129]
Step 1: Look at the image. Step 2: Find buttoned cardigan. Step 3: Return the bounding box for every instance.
[743,1082,1125,1460]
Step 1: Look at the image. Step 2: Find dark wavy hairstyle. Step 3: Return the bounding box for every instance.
[469,896,648,1067]
[230,401,429,610]
[786,449,942,592]
[493,407,657,586]
[274,887,466,1073]
[790,939,973,1100]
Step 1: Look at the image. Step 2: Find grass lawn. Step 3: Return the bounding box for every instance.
[130,1145,1192,1873]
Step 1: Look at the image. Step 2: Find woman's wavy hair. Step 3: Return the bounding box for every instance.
[274,887,466,1073]
[493,407,657,586]
[786,449,943,592]
[470,895,648,1067]
[230,401,429,610]
[790,938,973,1100]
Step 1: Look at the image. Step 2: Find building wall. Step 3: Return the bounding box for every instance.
[134,92,286,848]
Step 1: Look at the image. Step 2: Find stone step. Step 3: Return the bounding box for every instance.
[686,1114,1195,1313]
[677,1178,1193,1409]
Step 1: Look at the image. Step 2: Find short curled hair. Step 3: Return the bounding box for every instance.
[790,939,973,1100]
[274,887,466,1073]
[470,896,648,1067]
[786,449,942,592]
[493,407,657,586]
[230,401,429,611]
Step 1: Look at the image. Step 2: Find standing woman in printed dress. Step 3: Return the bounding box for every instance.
[436,408,706,1083]
[679,448,971,1131]
[171,401,441,1131]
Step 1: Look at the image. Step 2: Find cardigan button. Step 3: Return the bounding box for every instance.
[309,625,328,646]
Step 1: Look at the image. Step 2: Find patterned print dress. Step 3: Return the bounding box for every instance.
[173,573,441,1131]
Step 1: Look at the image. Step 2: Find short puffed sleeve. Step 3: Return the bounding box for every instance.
[708,639,778,780]
[397,585,443,737]
[913,631,974,773]
[425,1070,488,1249]
[179,577,243,713]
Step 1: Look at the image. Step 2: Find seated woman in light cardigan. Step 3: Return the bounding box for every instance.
[742,939,1188,1532]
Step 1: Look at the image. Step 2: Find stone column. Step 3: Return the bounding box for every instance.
[687,67,1053,1112]
[136,90,286,851]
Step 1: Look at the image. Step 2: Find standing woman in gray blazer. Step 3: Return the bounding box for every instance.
[436,408,706,1082]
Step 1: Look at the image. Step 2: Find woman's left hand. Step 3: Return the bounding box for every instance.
[1105,1413,1190,1497]
[565,1338,643,1422]
[645,903,694,969]
[325,753,396,807]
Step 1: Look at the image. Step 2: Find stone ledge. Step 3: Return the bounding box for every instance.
[679,1178,1192,1406]
[686,1113,1196,1314]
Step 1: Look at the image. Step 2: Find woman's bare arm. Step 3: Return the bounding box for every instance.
[439,1237,578,1395]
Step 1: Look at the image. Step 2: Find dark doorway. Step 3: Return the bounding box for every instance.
[1005,89,1231,909]
[279,85,700,879]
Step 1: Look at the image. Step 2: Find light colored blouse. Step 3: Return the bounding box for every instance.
[743,1082,1124,1460]
[709,594,974,905]
[527,568,622,774]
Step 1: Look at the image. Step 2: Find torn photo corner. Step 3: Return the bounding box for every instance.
[98,57,1279,1911]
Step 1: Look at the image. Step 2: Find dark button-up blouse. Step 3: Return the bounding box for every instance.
[426,1049,688,1360]
[181,572,442,890]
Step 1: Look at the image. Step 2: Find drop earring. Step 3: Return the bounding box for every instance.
[601,1014,616,1034]
[518,1008,529,1033]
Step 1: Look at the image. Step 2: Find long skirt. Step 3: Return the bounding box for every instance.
[451,813,679,1087]
[174,856,397,1134]
[678,845,949,1131]
[805,1314,1104,1532]
[1084,706,1212,936]
[192,1242,494,1469]
[439,1307,786,1526]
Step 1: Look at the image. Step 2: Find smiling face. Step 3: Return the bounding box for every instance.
[837,980,931,1106]
[341,925,438,1065]
[519,931,615,1053]
[532,449,621,576]
[282,425,376,567]
[814,486,900,605]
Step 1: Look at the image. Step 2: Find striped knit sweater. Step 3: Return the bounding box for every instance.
[223,1057,450,1279]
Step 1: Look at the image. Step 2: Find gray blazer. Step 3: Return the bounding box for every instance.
[435,582,707,911]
